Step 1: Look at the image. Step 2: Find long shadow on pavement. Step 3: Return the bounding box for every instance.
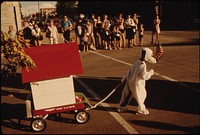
[129,120,199,134]
[1,75,199,132]
[74,77,200,115]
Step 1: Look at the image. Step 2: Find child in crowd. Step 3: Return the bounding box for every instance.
[47,19,59,44]
[113,26,121,50]
[82,32,89,52]
[138,23,144,46]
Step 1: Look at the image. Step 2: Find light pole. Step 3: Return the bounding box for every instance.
[38,1,40,22]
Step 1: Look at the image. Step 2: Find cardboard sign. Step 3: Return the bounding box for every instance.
[30,76,75,110]
[22,43,83,83]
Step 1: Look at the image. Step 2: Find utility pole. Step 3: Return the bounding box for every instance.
[159,0,163,17]
[38,1,40,22]
[13,6,18,31]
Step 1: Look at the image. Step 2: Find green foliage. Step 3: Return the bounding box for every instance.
[1,31,36,76]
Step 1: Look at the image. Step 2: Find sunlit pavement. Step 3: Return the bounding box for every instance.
[1,30,199,134]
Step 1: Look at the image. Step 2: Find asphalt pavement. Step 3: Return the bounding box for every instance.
[1,30,199,134]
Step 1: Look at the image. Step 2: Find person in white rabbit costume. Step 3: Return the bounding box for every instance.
[118,47,157,115]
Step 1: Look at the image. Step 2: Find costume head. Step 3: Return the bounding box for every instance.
[140,47,157,64]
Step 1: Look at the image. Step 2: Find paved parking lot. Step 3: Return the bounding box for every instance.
[1,30,199,134]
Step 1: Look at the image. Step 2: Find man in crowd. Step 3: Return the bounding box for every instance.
[62,15,72,43]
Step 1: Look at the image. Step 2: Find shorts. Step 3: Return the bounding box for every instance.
[119,29,125,33]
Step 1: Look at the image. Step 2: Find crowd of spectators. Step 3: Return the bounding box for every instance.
[74,13,141,51]
[2,12,161,52]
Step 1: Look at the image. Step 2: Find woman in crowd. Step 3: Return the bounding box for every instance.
[116,13,125,47]
[102,14,112,50]
[95,15,103,49]
[133,13,139,45]
[90,14,97,49]
[154,15,161,44]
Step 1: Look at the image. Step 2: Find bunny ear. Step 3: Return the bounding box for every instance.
[155,42,164,61]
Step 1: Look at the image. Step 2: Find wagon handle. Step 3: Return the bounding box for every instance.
[86,82,122,110]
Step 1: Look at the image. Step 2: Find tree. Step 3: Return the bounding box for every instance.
[1,31,36,77]
[56,1,79,19]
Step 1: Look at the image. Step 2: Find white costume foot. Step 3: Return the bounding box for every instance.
[136,109,149,115]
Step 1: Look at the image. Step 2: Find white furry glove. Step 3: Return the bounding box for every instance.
[149,69,154,75]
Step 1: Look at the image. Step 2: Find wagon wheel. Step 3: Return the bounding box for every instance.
[75,110,90,124]
[30,118,47,132]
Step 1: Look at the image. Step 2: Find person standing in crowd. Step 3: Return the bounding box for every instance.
[62,15,72,43]
[89,14,97,49]
[8,25,16,39]
[151,15,161,44]
[113,26,121,50]
[109,18,115,48]
[85,19,96,50]
[125,14,134,48]
[133,13,139,45]
[95,15,103,49]
[23,21,33,47]
[75,17,83,45]
[138,23,144,46]
[47,19,59,44]
[82,32,89,52]
[32,23,42,46]
[116,13,125,48]
[102,14,112,50]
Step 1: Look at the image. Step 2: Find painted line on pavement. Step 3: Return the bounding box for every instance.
[89,51,199,93]
[74,76,139,134]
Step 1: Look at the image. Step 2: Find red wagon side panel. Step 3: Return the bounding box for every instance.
[32,103,86,116]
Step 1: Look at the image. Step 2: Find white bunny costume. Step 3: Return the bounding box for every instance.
[118,47,156,115]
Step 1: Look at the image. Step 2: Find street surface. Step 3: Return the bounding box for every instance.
[1,30,199,134]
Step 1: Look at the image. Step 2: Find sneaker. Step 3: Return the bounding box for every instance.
[136,109,149,115]
[117,107,128,113]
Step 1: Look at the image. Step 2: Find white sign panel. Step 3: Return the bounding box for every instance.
[30,76,75,110]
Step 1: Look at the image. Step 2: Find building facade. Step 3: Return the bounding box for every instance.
[40,8,56,17]
[1,1,22,33]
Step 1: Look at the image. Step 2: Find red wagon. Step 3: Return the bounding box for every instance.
[22,43,92,132]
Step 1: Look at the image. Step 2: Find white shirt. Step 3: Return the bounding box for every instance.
[48,25,58,39]
[125,18,135,28]
[32,28,41,37]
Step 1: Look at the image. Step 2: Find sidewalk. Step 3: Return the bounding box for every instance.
[41,30,199,46]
